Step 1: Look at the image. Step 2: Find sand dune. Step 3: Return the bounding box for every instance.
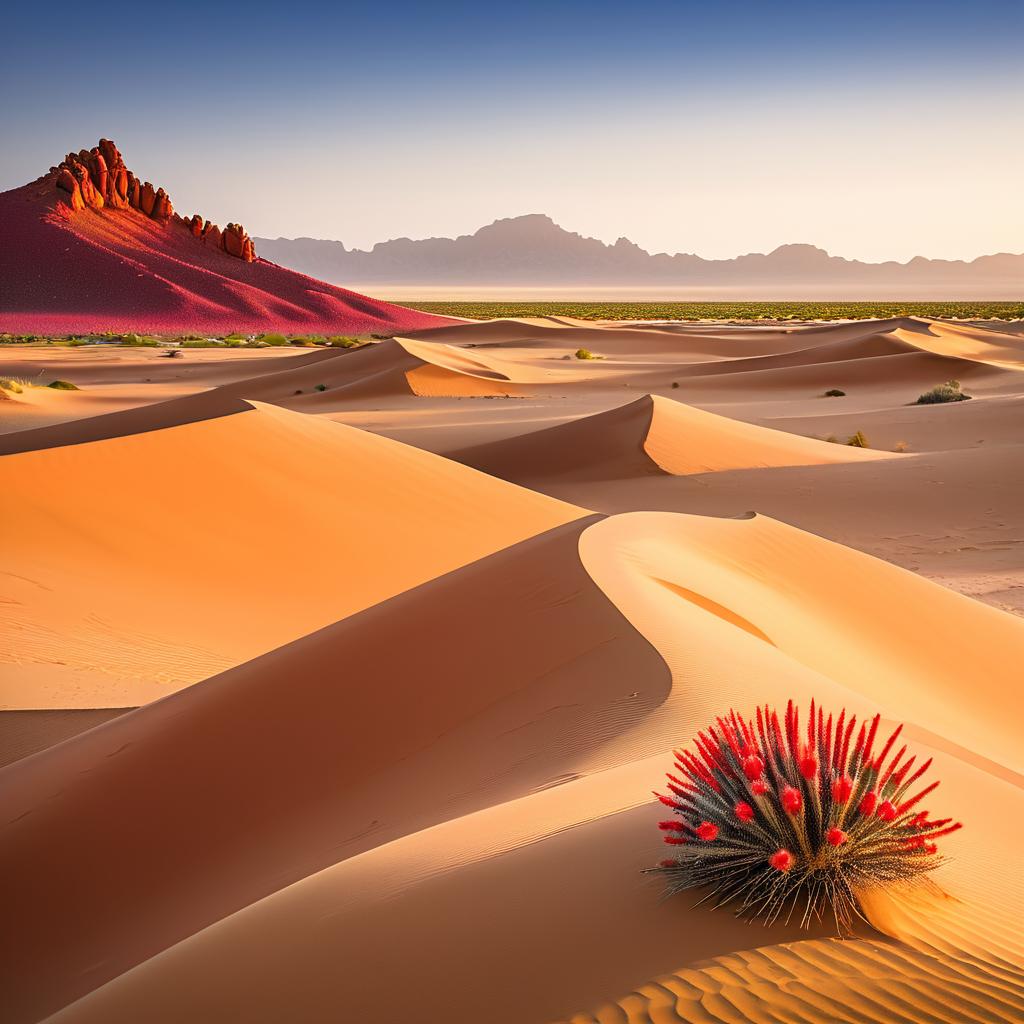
[18,510,1023,1024]
[451,394,891,482]
[0,517,669,1022]
[4,316,1023,1024]
[0,401,581,708]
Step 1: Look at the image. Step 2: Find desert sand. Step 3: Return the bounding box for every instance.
[1,314,1023,1024]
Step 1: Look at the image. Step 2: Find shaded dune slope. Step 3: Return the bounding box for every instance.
[449,394,890,483]
[0,517,669,1023]
[0,402,582,708]
[25,510,1024,1024]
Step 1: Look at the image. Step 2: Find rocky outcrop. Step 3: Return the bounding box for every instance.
[52,139,255,262]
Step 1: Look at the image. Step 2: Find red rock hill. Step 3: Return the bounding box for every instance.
[0,139,454,336]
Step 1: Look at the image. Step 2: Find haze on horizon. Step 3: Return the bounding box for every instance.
[2,0,1022,265]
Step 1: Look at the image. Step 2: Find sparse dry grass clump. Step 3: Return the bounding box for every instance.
[845,431,869,448]
[575,348,599,360]
[894,440,910,453]
[916,380,971,405]
[46,380,79,390]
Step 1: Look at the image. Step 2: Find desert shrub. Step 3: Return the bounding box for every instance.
[845,431,869,448]
[575,348,597,360]
[916,380,971,405]
[671,381,680,389]
[327,336,361,348]
[824,388,846,397]
[46,380,79,390]
[259,333,289,346]
[894,440,909,453]
[315,383,328,392]
[823,435,840,443]
[0,378,24,393]
[288,336,317,347]
[652,700,961,930]
[162,349,183,358]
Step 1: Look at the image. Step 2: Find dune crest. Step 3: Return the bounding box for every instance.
[451,394,891,483]
[0,401,583,708]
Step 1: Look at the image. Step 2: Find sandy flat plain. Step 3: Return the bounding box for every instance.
[1,316,1022,1024]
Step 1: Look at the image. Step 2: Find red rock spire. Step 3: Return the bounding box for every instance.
[51,139,255,262]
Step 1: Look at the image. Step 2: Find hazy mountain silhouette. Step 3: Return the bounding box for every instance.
[255,214,1023,299]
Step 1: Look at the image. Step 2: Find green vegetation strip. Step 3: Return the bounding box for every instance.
[397,301,1023,322]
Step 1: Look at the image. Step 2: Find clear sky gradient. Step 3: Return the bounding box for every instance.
[2,0,1021,261]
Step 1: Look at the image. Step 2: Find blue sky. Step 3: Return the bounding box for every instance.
[2,1,1021,260]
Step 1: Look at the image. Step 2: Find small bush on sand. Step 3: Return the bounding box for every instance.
[259,333,289,346]
[575,348,598,360]
[845,431,869,448]
[47,380,79,390]
[824,434,840,444]
[894,440,909,453]
[651,700,962,933]
[916,380,971,405]
[0,378,24,393]
[651,700,961,931]
[672,381,680,389]
[327,336,361,348]
[162,349,183,358]
[824,388,846,397]
[315,383,328,392]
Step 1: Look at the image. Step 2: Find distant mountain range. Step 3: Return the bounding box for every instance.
[255,215,1023,299]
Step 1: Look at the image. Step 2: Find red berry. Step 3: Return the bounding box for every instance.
[826,827,847,847]
[859,791,878,816]
[696,821,718,841]
[831,776,853,803]
[751,779,769,796]
[782,785,802,814]
[799,754,818,780]
[876,800,897,822]
[743,754,765,781]
[769,848,794,872]
[734,801,754,823]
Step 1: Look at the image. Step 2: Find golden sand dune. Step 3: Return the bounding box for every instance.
[3,318,1023,1024]
[1,517,667,1022]
[6,504,1023,1023]
[452,394,891,482]
[0,401,581,708]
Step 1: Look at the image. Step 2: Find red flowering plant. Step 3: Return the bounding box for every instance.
[652,701,961,930]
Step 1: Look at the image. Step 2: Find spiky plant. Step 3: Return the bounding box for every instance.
[651,701,961,931]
